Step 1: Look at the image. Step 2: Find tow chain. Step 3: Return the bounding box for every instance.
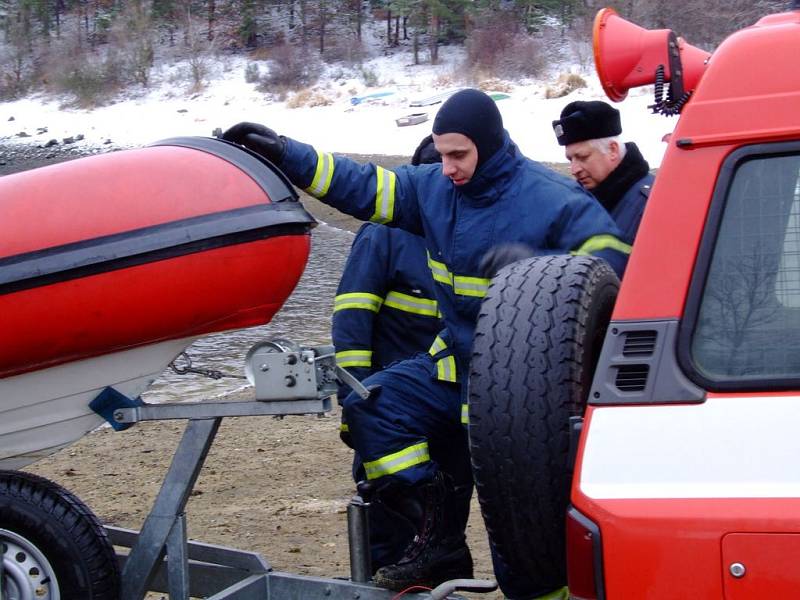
[169,352,247,380]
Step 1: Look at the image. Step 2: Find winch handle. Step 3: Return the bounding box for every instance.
[334,365,372,400]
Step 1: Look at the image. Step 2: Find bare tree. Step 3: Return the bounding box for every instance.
[2,2,33,96]
[207,0,215,40]
[599,0,788,50]
[698,245,781,373]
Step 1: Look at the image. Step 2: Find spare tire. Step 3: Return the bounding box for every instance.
[468,255,619,590]
[0,470,120,600]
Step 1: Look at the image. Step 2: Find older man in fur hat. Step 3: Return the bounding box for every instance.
[553,100,654,245]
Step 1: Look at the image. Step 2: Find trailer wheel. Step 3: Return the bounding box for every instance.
[468,255,618,590]
[0,470,120,600]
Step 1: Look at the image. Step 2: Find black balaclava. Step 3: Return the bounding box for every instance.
[432,89,504,168]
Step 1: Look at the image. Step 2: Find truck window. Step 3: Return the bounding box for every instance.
[691,151,800,383]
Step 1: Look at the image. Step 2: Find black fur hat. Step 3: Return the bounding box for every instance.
[552,100,621,146]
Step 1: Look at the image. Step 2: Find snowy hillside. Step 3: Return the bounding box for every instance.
[0,48,677,166]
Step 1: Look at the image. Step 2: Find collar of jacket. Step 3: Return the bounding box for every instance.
[591,142,650,212]
[456,132,520,205]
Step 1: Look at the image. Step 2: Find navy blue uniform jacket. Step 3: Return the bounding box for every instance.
[278,132,631,378]
[333,222,441,394]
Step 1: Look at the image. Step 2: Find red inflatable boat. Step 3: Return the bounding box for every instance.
[0,137,316,468]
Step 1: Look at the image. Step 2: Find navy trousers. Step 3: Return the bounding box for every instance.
[343,353,472,569]
[343,353,464,486]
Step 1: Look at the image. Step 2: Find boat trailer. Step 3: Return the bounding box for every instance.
[99,340,497,600]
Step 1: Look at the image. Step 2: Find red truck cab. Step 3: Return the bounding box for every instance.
[571,5,800,598]
[468,5,800,599]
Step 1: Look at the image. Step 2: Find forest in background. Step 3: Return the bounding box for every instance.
[0,0,788,106]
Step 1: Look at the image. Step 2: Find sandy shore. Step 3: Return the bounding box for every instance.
[28,392,505,599]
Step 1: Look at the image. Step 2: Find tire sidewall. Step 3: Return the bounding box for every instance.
[0,470,120,599]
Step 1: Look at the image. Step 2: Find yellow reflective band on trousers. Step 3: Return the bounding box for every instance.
[531,586,569,600]
[336,350,373,368]
[572,234,632,257]
[370,167,396,224]
[363,441,430,480]
[461,403,468,425]
[305,151,335,198]
[428,336,457,383]
[334,292,383,313]
[384,291,438,317]
[340,423,349,433]
[426,253,489,298]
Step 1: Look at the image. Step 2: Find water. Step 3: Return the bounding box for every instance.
[142,222,354,403]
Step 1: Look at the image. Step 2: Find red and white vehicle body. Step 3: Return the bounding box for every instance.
[570,5,800,598]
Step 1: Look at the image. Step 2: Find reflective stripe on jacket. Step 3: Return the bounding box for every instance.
[332,223,441,391]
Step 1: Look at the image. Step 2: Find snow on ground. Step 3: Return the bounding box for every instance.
[0,50,677,166]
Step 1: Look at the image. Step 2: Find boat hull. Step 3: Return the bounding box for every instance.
[0,137,315,465]
[0,336,201,469]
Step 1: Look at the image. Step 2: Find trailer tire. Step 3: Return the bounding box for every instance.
[468,255,618,591]
[0,470,120,600]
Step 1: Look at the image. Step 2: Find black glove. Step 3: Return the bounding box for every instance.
[336,384,352,406]
[221,122,286,164]
[479,243,535,278]
[411,134,441,166]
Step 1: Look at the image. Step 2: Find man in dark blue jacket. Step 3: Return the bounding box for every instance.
[222,89,631,595]
[333,225,440,403]
[333,136,472,574]
[552,100,654,245]
[333,135,442,406]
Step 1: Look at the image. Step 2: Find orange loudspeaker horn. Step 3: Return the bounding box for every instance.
[593,7,711,103]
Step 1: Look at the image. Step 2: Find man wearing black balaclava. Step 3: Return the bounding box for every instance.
[429,88,504,185]
[222,89,630,597]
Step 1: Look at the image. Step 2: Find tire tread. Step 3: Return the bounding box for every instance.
[0,469,120,599]
[468,255,618,588]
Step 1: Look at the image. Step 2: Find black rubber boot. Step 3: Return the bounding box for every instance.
[372,472,474,591]
[356,480,416,572]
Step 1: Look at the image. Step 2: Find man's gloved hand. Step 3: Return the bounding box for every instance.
[221,122,286,164]
[479,243,535,278]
